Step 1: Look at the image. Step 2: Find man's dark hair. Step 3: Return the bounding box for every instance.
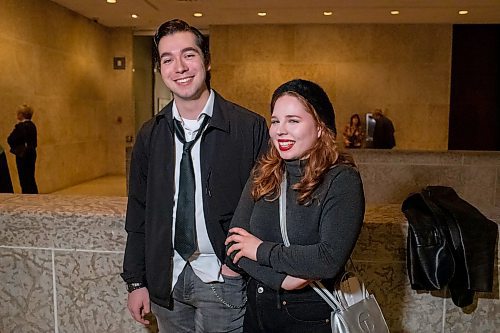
[154,19,211,88]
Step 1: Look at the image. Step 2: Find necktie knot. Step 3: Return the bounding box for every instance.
[173,116,210,149]
[183,141,195,152]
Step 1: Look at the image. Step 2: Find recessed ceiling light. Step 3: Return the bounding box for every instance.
[107,0,117,3]
[193,12,203,17]
[131,14,138,19]
[323,11,333,16]
[390,10,400,15]
[458,10,469,15]
[257,12,267,17]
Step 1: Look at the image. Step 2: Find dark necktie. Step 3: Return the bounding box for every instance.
[173,115,210,261]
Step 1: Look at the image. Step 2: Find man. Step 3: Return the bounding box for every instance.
[7,104,38,194]
[121,19,269,332]
[372,109,396,149]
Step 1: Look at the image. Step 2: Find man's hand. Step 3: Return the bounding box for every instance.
[281,276,311,290]
[221,264,241,277]
[127,288,151,325]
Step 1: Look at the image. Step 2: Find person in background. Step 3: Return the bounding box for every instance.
[7,104,38,194]
[225,79,365,332]
[121,19,269,332]
[372,108,396,149]
[342,113,364,148]
[0,144,14,193]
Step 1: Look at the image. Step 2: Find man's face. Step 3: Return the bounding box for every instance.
[158,31,209,102]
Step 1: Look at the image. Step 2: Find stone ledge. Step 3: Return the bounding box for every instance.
[0,195,498,333]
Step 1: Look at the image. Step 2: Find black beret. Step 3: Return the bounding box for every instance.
[271,79,336,135]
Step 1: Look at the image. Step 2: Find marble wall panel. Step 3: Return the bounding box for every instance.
[496,168,500,208]
[0,194,12,204]
[0,194,126,217]
[210,25,294,64]
[294,25,375,63]
[54,250,150,333]
[355,262,445,333]
[0,0,133,194]
[358,164,465,204]
[334,62,450,149]
[0,212,53,248]
[0,247,54,333]
[213,63,274,109]
[353,222,407,263]
[52,215,126,251]
[272,63,338,97]
[389,103,449,151]
[444,286,499,332]
[350,150,464,166]
[364,204,406,224]
[462,153,500,166]
[0,195,126,250]
[210,24,452,150]
[0,39,37,95]
[443,237,498,332]
[461,166,497,210]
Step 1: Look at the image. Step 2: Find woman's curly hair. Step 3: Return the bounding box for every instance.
[251,92,354,205]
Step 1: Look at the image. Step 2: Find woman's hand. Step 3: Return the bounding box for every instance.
[225,227,263,263]
[281,275,311,290]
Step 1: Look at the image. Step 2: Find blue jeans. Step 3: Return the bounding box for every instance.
[151,264,246,333]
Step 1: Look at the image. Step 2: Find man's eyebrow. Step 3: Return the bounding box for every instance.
[159,47,201,59]
[182,47,200,54]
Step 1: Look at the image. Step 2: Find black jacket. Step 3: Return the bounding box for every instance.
[0,148,13,193]
[121,92,269,308]
[402,186,498,307]
[7,120,37,157]
[373,115,395,149]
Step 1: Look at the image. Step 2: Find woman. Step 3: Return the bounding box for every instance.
[342,113,364,148]
[7,104,38,194]
[225,79,365,332]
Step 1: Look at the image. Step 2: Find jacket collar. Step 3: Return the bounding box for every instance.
[153,91,230,134]
[208,92,230,133]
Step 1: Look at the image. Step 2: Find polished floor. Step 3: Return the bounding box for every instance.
[50,175,127,197]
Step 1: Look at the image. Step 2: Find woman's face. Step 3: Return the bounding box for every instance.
[269,95,321,160]
[352,116,359,126]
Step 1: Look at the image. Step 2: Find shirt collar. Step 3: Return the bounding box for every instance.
[172,89,214,122]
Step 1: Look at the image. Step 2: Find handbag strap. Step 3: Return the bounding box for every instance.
[279,175,343,311]
[279,177,291,246]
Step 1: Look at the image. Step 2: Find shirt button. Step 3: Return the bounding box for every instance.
[257,286,264,294]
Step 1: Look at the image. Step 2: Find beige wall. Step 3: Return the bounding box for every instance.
[210,24,452,150]
[0,0,134,193]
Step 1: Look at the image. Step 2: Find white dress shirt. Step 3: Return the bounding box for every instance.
[171,90,224,291]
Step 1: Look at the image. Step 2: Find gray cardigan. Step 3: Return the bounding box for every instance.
[228,160,365,290]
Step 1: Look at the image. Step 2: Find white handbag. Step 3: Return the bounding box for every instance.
[312,275,389,333]
[279,177,389,333]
